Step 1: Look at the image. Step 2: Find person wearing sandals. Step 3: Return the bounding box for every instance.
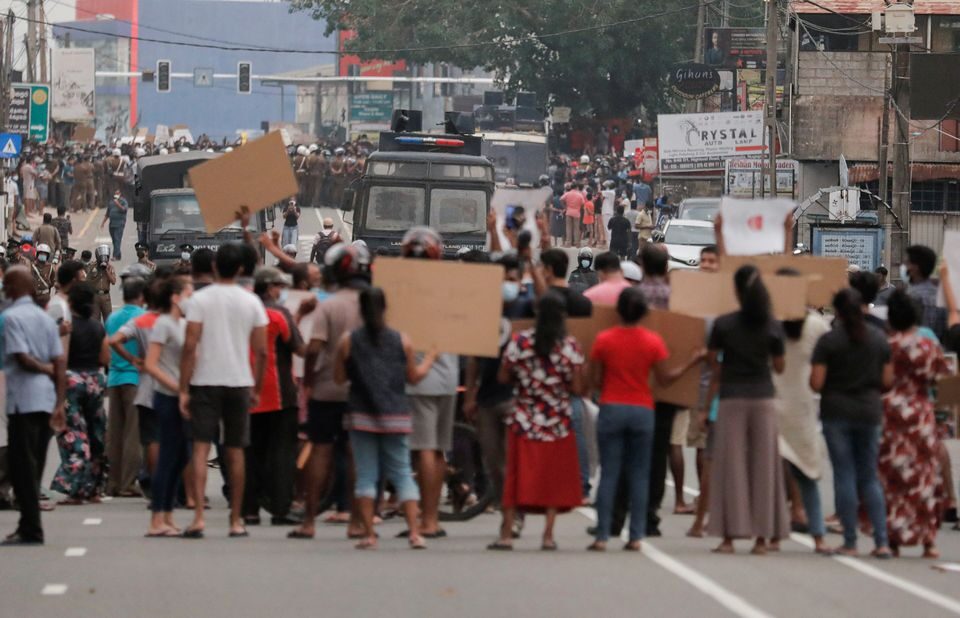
[588,287,704,552]
[810,289,894,559]
[878,291,951,559]
[332,287,436,550]
[143,278,193,537]
[489,292,585,552]
[706,266,791,555]
[50,282,111,505]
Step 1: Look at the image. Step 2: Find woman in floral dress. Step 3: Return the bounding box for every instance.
[51,282,111,503]
[489,292,585,551]
[879,291,950,558]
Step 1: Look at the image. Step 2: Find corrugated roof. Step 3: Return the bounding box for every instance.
[792,1,960,15]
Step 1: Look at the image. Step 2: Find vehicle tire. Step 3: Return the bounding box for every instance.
[439,422,496,522]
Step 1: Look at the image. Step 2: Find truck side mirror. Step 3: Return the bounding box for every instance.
[341,187,355,213]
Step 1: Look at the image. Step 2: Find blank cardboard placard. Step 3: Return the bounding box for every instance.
[71,126,95,142]
[373,257,503,357]
[670,269,807,320]
[721,254,848,308]
[511,306,704,408]
[188,132,298,233]
[938,375,960,407]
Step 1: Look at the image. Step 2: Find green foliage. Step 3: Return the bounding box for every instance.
[289,0,702,118]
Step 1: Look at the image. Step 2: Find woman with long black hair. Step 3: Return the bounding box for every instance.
[333,287,436,550]
[706,265,790,555]
[489,292,585,551]
[811,288,894,558]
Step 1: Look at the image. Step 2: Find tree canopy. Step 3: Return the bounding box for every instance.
[289,0,704,118]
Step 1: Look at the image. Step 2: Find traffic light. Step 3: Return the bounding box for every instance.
[238,62,251,94]
[157,60,171,93]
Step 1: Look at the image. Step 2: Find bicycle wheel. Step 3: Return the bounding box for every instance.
[439,422,496,522]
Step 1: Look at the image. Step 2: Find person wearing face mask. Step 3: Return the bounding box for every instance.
[135,242,156,272]
[177,244,194,272]
[568,247,599,294]
[242,267,302,526]
[100,190,129,261]
[86,245,117,322]
[32,244,56,307]
[34,213,63,257]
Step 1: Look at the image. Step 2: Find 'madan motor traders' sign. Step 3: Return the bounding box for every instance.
[657,111,766,173]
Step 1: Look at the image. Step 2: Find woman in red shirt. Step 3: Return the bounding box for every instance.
[588,287,703,551]
[582,191,596,247]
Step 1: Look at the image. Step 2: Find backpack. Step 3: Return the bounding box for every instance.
[311,231,340,263]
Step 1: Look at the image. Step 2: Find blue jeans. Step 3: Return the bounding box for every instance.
[822,419,888,549]
[350,431,420,503]
[788,462,825,538]
[109,224,124,259]
[150,393,191,513]
[281,225,299,248]
[571,398,591,498]
[594,404,655,542]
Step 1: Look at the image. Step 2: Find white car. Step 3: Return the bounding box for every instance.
[677,197,721,222]
[657,219,716,270]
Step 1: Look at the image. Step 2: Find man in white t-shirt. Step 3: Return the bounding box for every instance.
[600,185,616,247]
[179,241,268,538]
[46,260,86,340]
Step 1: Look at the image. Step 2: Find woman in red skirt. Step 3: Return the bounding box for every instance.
[489,292,585,551]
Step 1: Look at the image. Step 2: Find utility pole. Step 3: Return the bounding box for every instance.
[691,0,707,113]
[764,0,778,197]
[890,43,911,275]
[38,0,48,83]
[877,55,891,265]
[26,0,37,82]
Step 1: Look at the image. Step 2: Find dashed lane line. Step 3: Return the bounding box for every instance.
[64,547,87,557]
[41,584,68,596]
[82,518,102,526]
[577,507,773,618]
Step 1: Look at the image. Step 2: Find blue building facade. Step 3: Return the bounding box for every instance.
[55,0,334,141]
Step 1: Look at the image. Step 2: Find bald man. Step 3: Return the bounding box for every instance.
[1,266,66,545]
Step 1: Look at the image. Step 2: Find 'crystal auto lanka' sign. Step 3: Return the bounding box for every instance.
[657,111,765,173]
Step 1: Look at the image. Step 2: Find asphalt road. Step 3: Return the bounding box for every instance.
[5,206,960,617]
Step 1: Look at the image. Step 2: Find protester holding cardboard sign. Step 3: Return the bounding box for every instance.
[587,287,704,552]
[706,265,790,555]
[715,198,796,257]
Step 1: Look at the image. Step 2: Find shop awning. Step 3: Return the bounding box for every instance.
[848,162,960,183]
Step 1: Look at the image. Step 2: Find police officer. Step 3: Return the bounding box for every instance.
[87,244,117,321]
[178,244,194,271]
[72,155,96,212]
[568,247,599,294]
[306,144,325,207]
[135,242,156,271]
[32,243,56,307]
[293,145,310,205]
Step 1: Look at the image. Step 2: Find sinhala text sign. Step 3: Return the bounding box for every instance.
[657,111,765,173]
[9,83,50,143]
[812,226,884,272]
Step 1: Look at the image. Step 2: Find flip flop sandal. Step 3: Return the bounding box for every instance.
[541,542,558,551]
[228,530,249,538]
[586,543,607,552]
[486,541,513,551]
[145,530,179,538]
[409,537,427,550]
[355,538,378,550]
[287,530,315,540]
[182,528,204,539]
[347,531,379,540]
[422,529,447,539]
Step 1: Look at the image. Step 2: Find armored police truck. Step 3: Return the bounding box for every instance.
[135,151,274,262]
[341,132,495,257]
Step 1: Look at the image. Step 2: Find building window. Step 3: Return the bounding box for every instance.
[911,180,960,213]
[942,119,960,153]
[798,15,862,52]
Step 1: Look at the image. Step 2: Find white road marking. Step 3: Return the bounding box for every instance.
[668,475,960,613]
[577,508,773,618]
[64,547,87,557]
[790,533,960,615]
[41,584,68,596]
[95,236,111,244]
[82,518,102,526]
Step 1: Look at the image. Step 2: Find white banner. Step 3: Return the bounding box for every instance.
[720,196,797,256]
[658,111,765,172]
[52,48,96,122]
[938,229,960,308]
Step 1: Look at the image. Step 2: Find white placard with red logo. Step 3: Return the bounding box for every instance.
[720,197,797,256]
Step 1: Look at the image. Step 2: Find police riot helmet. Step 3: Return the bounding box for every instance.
[324,242,372,285]
[400,226,443,260]
[95,244,111,263]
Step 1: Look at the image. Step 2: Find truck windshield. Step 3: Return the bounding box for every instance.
[152,194,207,233]
[365,186,426,231]
[429,188,486,234]
[151,193,262,234]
